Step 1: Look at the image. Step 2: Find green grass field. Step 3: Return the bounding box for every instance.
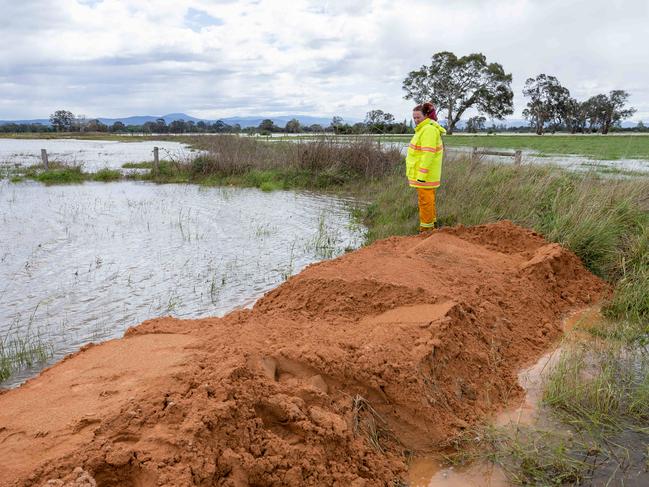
[442,134,649,160]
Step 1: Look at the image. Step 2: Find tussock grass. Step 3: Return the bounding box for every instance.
[1,318,53,382]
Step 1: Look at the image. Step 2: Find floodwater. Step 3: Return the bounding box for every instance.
[0,138,193,172]
[0,180,364,387]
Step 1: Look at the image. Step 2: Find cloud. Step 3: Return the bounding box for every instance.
[0,0,647,121]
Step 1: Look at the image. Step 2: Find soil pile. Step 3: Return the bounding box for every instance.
[0,221,607,486]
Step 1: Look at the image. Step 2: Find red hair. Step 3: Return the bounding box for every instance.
[413,102,437,121]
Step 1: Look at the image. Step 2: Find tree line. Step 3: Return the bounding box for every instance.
[1,110,416,135]
[402,51,639,135]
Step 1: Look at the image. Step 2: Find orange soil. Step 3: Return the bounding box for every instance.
[0,221,607,486]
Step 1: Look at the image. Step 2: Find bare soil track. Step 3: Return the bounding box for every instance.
[0,221,607,486]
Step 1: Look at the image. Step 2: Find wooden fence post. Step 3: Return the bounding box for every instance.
[471,146,478,163]
[153,146,159,175]
[41,149,49,170]
[514,150,522,165]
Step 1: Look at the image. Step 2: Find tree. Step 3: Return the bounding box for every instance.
[285,118,301,133]
[110,121,126,133]
[330,116,344,134]
[465,116,486,133]
[600,90,636,134]
[402,51,513,134]
[49,110,75,132]
[153,118,167,133]
[364,109,395,134]
[82,119,107,132]
[258,119,277,133]
[582,91,636,134]
[522,74,571,135]
[169,119,187,133]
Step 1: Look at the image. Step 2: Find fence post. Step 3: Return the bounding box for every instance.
[153,146,159,175]
[514,150,522,165]
[471,146,478,163]
[41,149,49,170]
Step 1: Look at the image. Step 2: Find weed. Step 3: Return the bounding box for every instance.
[1,311,54,382]
[92,168,121,182]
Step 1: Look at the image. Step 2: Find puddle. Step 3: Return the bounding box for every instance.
[408,456,509,487]
[0,180,364,387]
[407,307,601,486]
[0,138,193,172]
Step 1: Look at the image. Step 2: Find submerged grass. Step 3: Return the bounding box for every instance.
[1,314,53,383]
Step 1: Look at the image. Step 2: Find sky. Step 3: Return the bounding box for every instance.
[1,0,647,123]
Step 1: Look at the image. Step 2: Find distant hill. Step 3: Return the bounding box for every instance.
[0,113,337,128]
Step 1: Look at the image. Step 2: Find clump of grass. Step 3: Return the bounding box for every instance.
[92,168,121,182]
[122,161,153,169]
[543,342,649,431]
[306,211,341,259]
[33,166,85,185]
[1,326,53,382]
[449,425,597,485]
[603,227,649,326]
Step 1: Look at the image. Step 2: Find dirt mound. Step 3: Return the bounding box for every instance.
[0,221,607,486]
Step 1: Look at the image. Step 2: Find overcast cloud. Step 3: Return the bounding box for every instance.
[1,0,647,122]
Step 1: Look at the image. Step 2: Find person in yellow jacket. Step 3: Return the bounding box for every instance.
[406,102,446,232]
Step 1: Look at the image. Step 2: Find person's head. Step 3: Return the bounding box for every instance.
[412,102,437,124]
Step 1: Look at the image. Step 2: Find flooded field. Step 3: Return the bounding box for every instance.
[0,138,192,172]
[0,180,364,387]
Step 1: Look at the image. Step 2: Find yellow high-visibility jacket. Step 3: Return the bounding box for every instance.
[405,118,446,189]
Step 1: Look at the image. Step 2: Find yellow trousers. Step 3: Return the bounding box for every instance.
[417,188,436,231]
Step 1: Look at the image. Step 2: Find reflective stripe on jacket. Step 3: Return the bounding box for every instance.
[405,118,446,188]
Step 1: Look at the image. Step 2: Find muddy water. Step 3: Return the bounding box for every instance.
[0,138,192,172]
[407,309,598,487]
[407,349,557,487]
[0,180,364,387]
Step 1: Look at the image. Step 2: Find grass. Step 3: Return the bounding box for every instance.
[92,168,121,182]
[1,313,53,383]
[543,343,649,431]
[134,135,402,190]
[446,330,649,485]
[439,134,649,160]
[7,163,127,185]
[121,161,153,169]
[449,425,598,485]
